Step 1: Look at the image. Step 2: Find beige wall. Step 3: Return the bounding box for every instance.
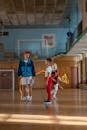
[53,56,79,88]
[0,56,79,89]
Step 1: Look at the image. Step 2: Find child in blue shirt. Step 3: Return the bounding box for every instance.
[18,51,36,101]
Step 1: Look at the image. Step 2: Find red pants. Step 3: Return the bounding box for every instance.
[46,77,53,100]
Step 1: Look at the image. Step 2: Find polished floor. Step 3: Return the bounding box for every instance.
[0,88,87,130]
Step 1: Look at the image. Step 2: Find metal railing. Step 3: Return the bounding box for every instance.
[66,21,83,53]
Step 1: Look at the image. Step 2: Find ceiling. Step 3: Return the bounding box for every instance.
[0,0,78,27]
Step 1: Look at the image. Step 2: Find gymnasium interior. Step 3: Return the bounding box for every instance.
[0,0,87,130]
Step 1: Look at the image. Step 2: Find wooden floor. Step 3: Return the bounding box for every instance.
[0,88,87,130]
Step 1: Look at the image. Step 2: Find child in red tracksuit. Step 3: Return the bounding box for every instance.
[44,58,63,104]
[44,58,53,104]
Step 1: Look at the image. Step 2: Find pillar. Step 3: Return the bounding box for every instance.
[82,52,86,84]
[71,66,78,88]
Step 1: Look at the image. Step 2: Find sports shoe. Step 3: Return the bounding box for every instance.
[52,95,56,100]
[21,96,26,101]
[44,100,52,104]
[29,96,32,101]
[26,96,32,102]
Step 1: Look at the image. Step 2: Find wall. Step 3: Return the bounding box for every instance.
[70,0,82,30]
[0,55,79,89]
[0,0,82,58]
[0,28,67,58]
[53,55,80,88]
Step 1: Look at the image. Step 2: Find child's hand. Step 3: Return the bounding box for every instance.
[59,85,63,90]
[19,76,22,80]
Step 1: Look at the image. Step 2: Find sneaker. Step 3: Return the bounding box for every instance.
[44,100,52,104]
[21,96,26,101]
[52,95,56,100]
[29,96,32,101]
[26,96,32,102]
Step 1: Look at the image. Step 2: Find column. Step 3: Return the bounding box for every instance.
[71,65,78,88]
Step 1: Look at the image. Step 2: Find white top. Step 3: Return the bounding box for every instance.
[24,59,28,63]
[52,63,58,71]
[45,66,52,77]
